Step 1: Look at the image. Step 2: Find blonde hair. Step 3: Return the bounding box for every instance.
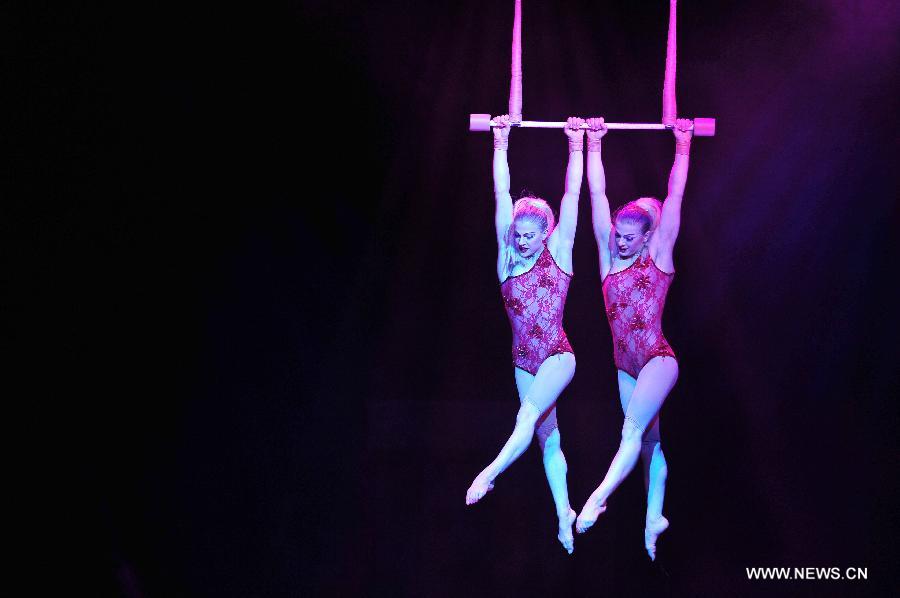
[500,196,555,279]
[613,197,662,233]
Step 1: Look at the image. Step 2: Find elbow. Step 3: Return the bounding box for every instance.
[566,174,584,191]
[591,221,610,244]
[589,192,609,207]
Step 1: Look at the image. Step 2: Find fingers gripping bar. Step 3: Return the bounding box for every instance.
[469,114,716,136]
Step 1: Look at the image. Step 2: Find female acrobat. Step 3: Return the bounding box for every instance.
[576,116,694,561]
[466,114,585,555]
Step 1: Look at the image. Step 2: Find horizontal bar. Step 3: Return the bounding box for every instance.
[469,114,715,136]
[515,121,670,130]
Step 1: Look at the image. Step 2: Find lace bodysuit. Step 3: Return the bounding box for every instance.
[500,246,573,375]
[602,252,676,378]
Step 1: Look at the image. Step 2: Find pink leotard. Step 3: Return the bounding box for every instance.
[602,252,676,379]
[500,246,573,375]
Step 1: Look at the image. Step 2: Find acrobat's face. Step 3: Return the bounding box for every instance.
[613,219,649,258]
[512,220,547,258]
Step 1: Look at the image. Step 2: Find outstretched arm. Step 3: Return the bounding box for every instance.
[586,118,611,272]
[656,118,693,251]
[493,114,513,246]
[493,115,513,279]
[553,117,585,248]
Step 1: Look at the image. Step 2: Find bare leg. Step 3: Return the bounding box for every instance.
[515,365,577,553]
[576,357,678,535]
[534,410,576,553]
[466,353,576,508]
[537,424,576,554]
[617,371,670,560]
[641,417,668,560]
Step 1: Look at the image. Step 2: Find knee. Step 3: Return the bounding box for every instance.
[642,440,668,471]
[621,416,645,443]
[538,426,561,452]
[516,401,541,427]
[640,438,661,455]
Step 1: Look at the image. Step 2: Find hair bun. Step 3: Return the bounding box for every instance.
[612,197,661,232]
[512,196,556,233]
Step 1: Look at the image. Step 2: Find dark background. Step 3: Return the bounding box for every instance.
[10,0,899,596]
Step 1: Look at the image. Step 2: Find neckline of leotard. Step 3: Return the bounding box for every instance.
[603,251,674,285]
[500,244,573,285]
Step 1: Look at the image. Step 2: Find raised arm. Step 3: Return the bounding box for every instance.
[492,115,514,279]
[493,114,513,244]
[586,117,612,273]
[656,118,693,252]
[553,117,585,248]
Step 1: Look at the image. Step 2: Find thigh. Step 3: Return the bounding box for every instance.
[514,367,536,401]
[521,353,576,413]
[617,369,637,413]
[624,357,678,432]
[618,369,661,440]
[516,368,560,438]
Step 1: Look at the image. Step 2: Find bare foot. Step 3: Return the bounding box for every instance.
[465,473,495,505]
[575,494,607,534]
[644,516,669,561]
[557,508,576,554]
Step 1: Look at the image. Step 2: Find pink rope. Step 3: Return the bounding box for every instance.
[662,0,677,125]
[509,0,523,123]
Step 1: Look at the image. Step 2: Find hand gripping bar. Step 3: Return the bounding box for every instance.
[469,114,716,136]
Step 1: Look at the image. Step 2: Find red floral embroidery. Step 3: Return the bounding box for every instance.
[603,254,675,377]
[648,341,674,359]
[607,303,620,321]
[504,295,525,316]
[500,248,573,375]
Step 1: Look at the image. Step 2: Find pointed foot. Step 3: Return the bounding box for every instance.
[465,474,495,505]
[645,516,669,561]
[575,496,607,534]
[557,508,576,554]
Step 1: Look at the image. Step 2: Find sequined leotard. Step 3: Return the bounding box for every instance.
[500,246,573,375]
[602,252,676,379]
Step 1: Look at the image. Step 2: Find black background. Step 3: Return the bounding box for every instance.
[10,1,899,596]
